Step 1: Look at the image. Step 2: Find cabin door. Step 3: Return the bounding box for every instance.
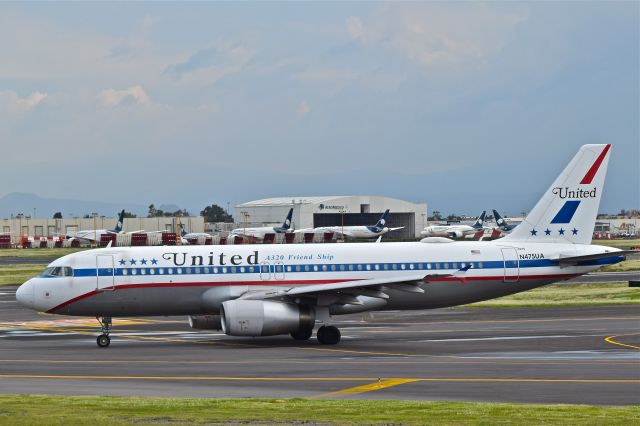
[500,247,520,283]
[96,255,115,290]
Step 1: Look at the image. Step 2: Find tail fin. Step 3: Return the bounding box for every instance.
[180,223,188,237]
[373,209,390,231]
[472,211,486,229]
[113,210,125,233]
[281,208,294,230]
[492,209,509,231]
[501,144,611,244]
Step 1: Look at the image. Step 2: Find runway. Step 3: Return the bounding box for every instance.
[0,285,638,405]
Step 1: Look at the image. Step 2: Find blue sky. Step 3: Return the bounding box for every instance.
[0,2,637,216]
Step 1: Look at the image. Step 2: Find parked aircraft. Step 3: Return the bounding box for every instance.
[68,210,126,243]
[493,210,518,232]
[180,224,211,240]
[421,211,486,239]
[229,208,293,240]
[17,144,634,348]
[295,209,403,239]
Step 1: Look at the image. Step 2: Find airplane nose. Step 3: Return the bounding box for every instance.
[16,279,35,308]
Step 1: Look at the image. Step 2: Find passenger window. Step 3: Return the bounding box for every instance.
[348,265,354,271]
[123,269,128,276]
[357,265,362,271]
[392,264,397,270]
[444,263,449,269]
[339,264,345,271]
[374,264,380,270]
[296,265,302,272]
[331,265,337,271]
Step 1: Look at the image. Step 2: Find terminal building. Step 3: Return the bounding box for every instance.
[234,196,428,239]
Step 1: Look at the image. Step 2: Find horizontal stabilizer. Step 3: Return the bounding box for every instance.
[554,250,637,267]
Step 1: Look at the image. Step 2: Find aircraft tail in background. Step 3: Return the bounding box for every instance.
[112,210,125,233]
[501,144,611,245]
[472,211,486,229]
[372,209,390,232]
[280,208,294,231]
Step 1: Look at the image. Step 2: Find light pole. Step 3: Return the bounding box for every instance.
[241,211,250,238]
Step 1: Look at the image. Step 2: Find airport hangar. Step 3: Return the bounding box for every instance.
[234,196,427,239]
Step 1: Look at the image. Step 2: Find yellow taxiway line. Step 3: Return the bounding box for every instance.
[604,334,640,350]
[313,378,418,398]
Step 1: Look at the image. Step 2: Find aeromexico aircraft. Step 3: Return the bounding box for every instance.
[295,209,404,239]
[228,208,293,240]
[16,145,635,347]
[420,211,486,239]
[493,209,518,232]
[69,210,126,244]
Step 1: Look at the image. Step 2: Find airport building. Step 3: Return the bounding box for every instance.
[234,196,428,239]
[0,216,205,241]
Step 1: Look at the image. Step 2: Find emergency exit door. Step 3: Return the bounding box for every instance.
[500,247,520,283]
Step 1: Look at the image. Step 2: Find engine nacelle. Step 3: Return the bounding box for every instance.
[188,314,222,330]
[221,300,314,337]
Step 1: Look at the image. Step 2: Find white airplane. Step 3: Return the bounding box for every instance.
[68,210,126,244]
[179,224,211,240]
[421,211,486,239]
[229,208,293,240]
[295,209,404,239]
[16,144,635,348]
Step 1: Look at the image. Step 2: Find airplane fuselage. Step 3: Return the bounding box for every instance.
[17,241,621,317]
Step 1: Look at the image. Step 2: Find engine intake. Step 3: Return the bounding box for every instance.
[221,300,314,337]
[188,314,222,330]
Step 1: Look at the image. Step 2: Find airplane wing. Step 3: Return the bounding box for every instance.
[388,227,404,231]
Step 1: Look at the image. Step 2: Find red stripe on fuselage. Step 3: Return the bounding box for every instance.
[46,279,358,313]
[580,144,611,184]
[46,274,581,314]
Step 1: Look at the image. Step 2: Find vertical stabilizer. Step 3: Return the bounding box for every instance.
[472,211,486,229]
[280,208,294,231]
[113,210,125,233]
[373,209,390,231]
[501,144,611,244]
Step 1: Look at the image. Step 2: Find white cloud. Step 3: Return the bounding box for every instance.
[297,100,311,117]
[346,3,529,69]
[0,90,47,113]
[97,85,151,107]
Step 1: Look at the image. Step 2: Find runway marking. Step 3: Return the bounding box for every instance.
[314,378,418,398]
[604,334,640,350]
[361,316,638,326]
[0,374,637,384]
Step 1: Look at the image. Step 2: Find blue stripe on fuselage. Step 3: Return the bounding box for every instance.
[71,256,623,278]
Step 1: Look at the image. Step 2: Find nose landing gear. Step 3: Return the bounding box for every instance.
[96,316,112,347]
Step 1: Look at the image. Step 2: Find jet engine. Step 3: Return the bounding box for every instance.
[448,231,464,239]
[221,300,315,336]
[188,314,222,330]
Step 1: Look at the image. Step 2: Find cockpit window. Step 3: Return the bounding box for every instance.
[41,266,73,277]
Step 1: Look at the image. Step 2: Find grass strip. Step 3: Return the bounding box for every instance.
[0,264,46,286]
[468,282,640,307]
[0,395,637,425]
[0,248,86,258]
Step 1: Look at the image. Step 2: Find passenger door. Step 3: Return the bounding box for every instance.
[96,255,115,291]
[500,247,520,283]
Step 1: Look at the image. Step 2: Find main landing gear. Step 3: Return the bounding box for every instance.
[316,325,341,345]
[96,316,112,348]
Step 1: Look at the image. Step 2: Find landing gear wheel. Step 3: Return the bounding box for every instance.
[317,325,341,345]
[97,334,111,347]
[291,328,313,341]
[96,316,112,348]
